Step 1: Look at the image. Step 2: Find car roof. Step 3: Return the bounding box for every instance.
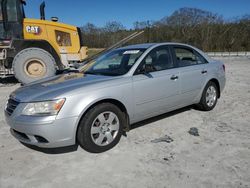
[118,43,156,50]
[118,42,198,50]
[117,42,212,61]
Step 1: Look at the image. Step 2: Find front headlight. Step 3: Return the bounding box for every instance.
[22,99,65,116]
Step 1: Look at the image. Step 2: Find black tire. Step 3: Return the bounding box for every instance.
[77,103,125,153]
[197,81,219,111]
[13,48,57,84]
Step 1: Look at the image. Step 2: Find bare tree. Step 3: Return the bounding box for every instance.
[81,8,250,52]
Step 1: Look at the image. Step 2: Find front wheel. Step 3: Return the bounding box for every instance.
[197,81,219,111]
[77,103,125,153]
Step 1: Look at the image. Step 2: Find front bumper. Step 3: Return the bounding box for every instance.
[5,111,79,148]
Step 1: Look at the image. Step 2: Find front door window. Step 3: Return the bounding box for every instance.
[137,46,174,73]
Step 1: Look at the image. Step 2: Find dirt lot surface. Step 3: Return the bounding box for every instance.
[0,57,250,188]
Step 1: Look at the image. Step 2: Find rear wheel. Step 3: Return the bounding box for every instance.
[77,103,125,153]
[13,48,57,84]
[197,81,218,111]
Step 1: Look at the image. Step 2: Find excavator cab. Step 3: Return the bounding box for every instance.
[0,0,25,42]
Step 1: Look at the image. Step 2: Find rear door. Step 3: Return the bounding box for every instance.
[171,45,208,105]
[132,45,180,120]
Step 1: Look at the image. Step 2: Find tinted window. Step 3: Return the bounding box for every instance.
[55,30,72,46]
[84,49,145,76]
[0,3,2,21]
[174,47,207,67]
[7,0,18,22]
[138,46,173,73]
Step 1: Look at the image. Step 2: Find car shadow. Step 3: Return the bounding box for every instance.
[20,105,195,154]
[21,142,79,155]
[130,106,193,130]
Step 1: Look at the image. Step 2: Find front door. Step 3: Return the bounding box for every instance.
[132,45,180,121]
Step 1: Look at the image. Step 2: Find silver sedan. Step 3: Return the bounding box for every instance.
[4,43,226,153]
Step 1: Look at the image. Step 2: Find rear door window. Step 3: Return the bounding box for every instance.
[174,47,207,67]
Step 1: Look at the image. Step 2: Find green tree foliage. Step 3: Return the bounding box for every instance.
[80,8,250,52]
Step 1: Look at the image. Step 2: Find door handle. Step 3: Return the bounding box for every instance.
[201,70,208,74]
[170,75,179,80]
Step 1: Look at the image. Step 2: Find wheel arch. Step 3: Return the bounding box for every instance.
[11,39,64,70]
[75,98,130,142]
[208,78,221,98]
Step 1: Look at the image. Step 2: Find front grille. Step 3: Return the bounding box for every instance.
[5,98,20,116]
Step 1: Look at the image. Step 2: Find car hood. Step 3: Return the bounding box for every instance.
[10,73,120,102]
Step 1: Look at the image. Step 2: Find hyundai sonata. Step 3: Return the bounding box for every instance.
[5,43,226,153]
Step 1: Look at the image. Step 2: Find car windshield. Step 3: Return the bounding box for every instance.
[83,48,145,76]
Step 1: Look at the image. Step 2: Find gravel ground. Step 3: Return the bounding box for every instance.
[0,57,250,188]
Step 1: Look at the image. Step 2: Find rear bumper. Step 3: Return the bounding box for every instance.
[5,112,79,148]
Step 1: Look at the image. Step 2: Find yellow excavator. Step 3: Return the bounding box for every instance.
[0,0,88,84]
[0,0,144,84]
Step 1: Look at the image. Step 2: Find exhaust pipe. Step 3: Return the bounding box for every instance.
[40,1,45,20]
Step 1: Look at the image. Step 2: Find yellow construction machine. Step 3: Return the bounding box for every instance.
[0,0,88,84]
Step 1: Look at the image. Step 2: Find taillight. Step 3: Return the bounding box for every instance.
[222,64,225,72]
